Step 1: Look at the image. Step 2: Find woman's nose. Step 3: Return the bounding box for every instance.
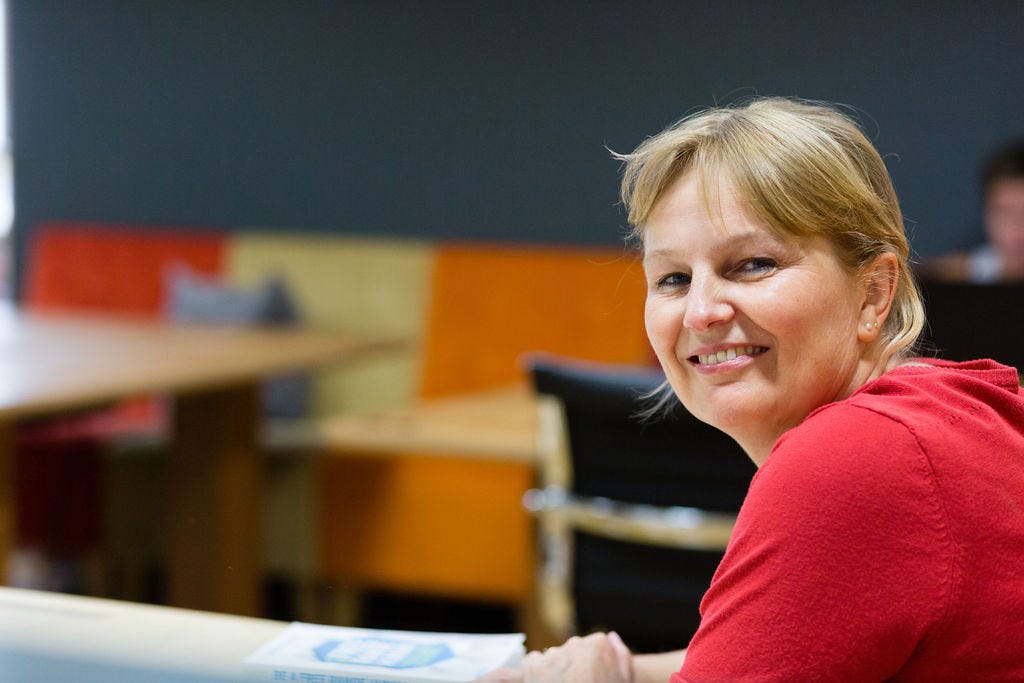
[683,277,734,331]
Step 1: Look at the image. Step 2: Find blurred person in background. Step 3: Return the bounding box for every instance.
[919,140,1024,282]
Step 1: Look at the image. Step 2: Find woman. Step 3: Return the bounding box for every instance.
[482,98,1024,681]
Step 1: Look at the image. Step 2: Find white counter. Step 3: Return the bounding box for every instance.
[0,587,287,682]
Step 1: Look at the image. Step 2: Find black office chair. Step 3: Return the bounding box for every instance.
[524,354,756,653]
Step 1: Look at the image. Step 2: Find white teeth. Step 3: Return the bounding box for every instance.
[698,346,760,365]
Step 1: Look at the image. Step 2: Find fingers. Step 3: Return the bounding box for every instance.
[577,632,634,682]
[513,632,633,683]
[607,631,634,681]
[478,633,635,683]
[522,643,570,682]
[475,667,524,683]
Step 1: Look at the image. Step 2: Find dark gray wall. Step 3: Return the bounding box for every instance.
[9,1,1024,296]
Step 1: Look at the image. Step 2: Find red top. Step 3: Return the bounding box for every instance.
[674,358,1024,682]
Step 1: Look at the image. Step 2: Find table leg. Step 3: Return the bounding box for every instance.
[0,421,11,584]
[166,383,263,616]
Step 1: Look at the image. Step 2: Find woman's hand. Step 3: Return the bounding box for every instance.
[477,631,634,683]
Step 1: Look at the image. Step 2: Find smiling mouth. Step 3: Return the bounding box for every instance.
[690,345,769,366]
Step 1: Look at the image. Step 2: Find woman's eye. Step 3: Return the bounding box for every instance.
[656,272,690,289]
[737,257,777,275]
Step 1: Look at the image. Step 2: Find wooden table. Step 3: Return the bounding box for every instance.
[311,384,542,463]
[0,304,389,617]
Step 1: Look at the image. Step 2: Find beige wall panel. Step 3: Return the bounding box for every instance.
[225,233,434,415]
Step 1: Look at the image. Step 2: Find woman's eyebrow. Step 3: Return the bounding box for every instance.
[643,230,780,262]
[642,247,676,261]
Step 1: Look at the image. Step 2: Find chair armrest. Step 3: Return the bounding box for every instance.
[523,486,737,551]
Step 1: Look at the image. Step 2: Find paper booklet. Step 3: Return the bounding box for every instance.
[243,622,525,682]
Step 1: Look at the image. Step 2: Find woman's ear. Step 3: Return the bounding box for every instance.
[858,252,899,343]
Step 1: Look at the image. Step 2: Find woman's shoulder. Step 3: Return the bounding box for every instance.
[744,400,952,586]
[763,399,924,494]
[756,358,1024,519]
[798,358,1021,452]
[753,383,953,522]
[848,359,1023,447]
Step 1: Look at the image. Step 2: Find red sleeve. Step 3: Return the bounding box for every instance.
[672,406,957,682]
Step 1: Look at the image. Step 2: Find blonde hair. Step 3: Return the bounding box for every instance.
[618,97,925,363]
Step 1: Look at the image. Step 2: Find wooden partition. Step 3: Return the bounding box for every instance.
[319,243,651,605]
[225,233,434,590]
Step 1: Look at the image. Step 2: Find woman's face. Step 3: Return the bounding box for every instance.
[642,171,874,463]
